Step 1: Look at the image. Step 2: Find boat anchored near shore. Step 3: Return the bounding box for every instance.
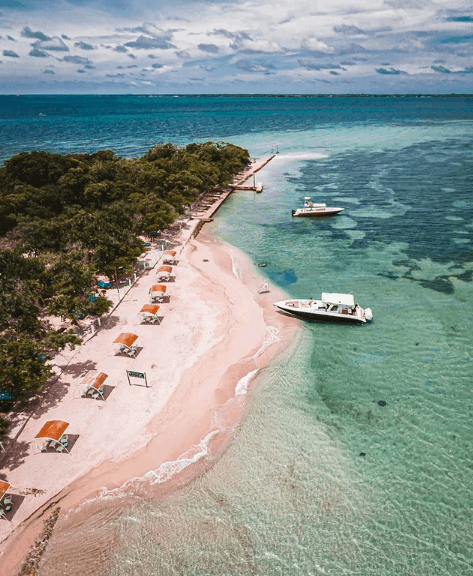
[292,197,344,217]
[274,293,373,324]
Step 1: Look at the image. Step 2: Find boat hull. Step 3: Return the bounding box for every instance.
[274,302,367,323]
[292,207,344,217]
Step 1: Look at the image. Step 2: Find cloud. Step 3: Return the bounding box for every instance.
[211,29,238,39]
[113,45,128,53]
[7,35,15,41]
[63,55,91,65]
[21,26,50,41]
[77,69,86,73]
[333,24,367,36]
[3,49,19,57]
[29,48,48,57]
[236,60,274,72]
[230,36,285,54]
[124,35,175,50]
[298,59,343,71]
[198,43,219,53]
[33,37,69,51]
[376,67,408,74]
[301,38,334,54]
[43,69,55,74]
[431,65,451,73]
[175,50,191,58]
[74,41,95,50]
[151,62,163,68]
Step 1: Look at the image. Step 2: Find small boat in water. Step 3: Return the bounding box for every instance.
[292,197,344,217]
[274,293,373,323]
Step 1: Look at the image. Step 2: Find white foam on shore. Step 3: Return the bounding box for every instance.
[235,369,259,396]
[230,254,241,280]
[252,325,280,359]
[144,429,219,484]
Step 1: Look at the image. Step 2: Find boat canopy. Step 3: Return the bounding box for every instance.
[321,293,355,308]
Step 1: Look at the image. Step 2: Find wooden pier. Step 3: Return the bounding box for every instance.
[231,154,276,193]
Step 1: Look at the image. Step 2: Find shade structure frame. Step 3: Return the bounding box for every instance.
[77,371,108,400]
[0,481,10,504]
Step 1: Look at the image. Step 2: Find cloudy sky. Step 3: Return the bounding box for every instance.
[0,0,472,94]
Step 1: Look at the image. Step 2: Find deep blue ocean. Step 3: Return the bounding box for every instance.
[1,95,472,575]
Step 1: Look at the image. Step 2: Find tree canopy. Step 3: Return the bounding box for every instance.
[0,141,249,407]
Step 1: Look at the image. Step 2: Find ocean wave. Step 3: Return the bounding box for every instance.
[252,325,280,358]
[230,254,241,280]
[144,429,219,484]
[235,369,259,396]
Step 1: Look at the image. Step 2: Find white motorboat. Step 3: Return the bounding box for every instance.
[274,293,373,324]
[292,197,344,217]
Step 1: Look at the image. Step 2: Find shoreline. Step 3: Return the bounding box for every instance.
[0,158,300,575]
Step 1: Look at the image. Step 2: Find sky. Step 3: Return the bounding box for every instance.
[0,0,472,94]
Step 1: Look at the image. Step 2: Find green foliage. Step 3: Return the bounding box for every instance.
[0,415,9,438]
[0,141,249,400]
[0,334,53,398]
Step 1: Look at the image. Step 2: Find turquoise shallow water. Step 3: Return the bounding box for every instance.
[108,108,472,574]
[2,96,472,575]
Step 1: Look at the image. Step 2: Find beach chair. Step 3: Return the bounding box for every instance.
[126,345,137,357]
[0,508,5,519]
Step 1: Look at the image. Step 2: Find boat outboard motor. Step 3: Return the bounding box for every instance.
[364,308,373,321]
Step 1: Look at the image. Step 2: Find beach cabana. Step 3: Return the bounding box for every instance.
[114,332,138,357]
[156,265,172,282]
[33,420,69,454]
[77,370,108,400]
[139,304,161,324]
[149,284,167,303]
[162,250,177,265]
[0,481,12,517]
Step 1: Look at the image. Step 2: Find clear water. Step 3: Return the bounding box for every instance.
[3,96,472,575]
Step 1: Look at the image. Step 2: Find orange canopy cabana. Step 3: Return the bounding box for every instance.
[0,481,10,503]
[157,265,172,281]
[149,284,167,303]
[114,332,138,356]
[77,371,108,400]
[114,333,138,347]
[140,304,161,323]
[140,304,160,315]
[33,420,70,453]
[162,250,177,263]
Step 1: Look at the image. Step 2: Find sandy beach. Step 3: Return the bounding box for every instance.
[0,161,299,575]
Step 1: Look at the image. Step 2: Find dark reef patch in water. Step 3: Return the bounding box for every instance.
[269,269,297,287]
